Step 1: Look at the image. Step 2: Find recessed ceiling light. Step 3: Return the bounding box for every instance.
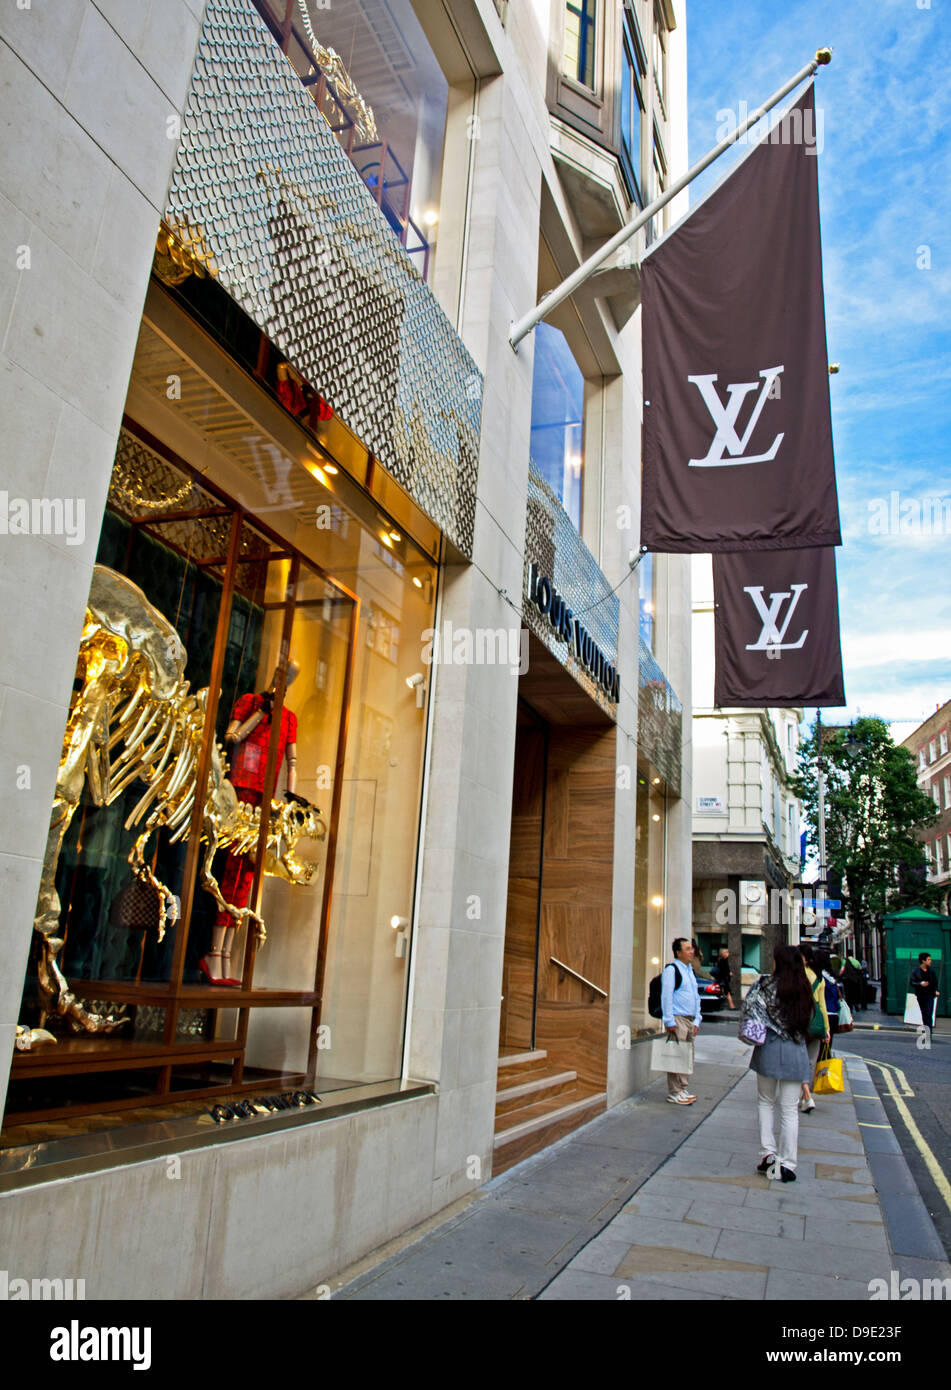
[324,463,338,475]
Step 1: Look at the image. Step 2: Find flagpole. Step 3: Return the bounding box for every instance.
[509,48,832,352]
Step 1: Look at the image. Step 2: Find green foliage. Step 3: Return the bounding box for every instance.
[791,717,941,933]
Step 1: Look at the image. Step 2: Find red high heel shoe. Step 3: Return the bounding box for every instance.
[219,954,241,988]
[198,951,238,987]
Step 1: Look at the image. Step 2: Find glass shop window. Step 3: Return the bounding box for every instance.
[5,354,438,1142]
[620,6,647,203]
[530,322,585,530]
[652,2,668,115]
[638,551,655,651]
[253,0,450,283]
[563,0,597,89]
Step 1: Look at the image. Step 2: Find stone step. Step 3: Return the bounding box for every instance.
[494,1068,578,1117]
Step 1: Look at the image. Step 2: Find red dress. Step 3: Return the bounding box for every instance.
[216,694,298,925]
[228,693,297,795]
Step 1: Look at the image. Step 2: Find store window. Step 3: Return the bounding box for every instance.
[5,316,438,1145]
[638,552,655,650]
[530,322,584,529]
[253,0,449,282]
[563,0,597,89]
[652,3,668,114]
[619,6,647,203]
[650,122,667,241]
[632,764,666,1026]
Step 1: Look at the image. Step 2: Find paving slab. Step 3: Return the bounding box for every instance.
[764,1268,880,1301]
[684,1197,805,1240]
[802,1215,890,1253]
[711,1229,896,1282]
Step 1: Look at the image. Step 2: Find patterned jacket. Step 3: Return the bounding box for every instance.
[741,975,803,1042]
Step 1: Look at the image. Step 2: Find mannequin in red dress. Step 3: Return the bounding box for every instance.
[199,663,299,985]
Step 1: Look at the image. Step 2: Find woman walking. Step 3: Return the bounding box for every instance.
[813,949,841,1039]
[798,942,830,1114]
[740,945,814,1182]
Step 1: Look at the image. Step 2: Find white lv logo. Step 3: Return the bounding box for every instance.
[744,583,809,651]
[687,366,785,467]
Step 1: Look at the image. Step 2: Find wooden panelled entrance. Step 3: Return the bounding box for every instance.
[499,703,546,1052]
[495,661,615,1173]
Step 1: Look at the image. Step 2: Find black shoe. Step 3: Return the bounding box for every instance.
[780,1167,796,1182]
[757,1155,775,1172]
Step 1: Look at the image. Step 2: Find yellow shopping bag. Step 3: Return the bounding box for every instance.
[813,1042,843,1095]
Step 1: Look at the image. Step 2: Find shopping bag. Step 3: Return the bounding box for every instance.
[836,996,854,1033]
[813,1042,844,1095]
[649,1037,694,1074]
[903,992,923,1026]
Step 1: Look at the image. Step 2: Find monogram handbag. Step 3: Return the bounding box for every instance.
[109,873,178,939]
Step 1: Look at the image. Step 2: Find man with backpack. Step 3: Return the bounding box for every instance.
[659,938,702,1105]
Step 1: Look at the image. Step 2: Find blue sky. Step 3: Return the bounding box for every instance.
[685,0,951,738]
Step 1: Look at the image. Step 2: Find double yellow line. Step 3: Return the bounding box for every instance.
[858,1056,951,1217]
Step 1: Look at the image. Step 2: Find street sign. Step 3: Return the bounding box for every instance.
[814,899,841,909]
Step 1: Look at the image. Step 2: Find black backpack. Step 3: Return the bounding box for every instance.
[648,962,683,1018]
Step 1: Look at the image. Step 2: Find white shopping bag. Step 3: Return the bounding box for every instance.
[903,992,923,1026]
[650,1037,694,1074]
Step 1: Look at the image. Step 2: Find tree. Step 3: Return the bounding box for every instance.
[792,717,941,950]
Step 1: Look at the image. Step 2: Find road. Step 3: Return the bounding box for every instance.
[840,1025,951,1260]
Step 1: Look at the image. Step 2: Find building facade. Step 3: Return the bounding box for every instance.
[0,0,689,1297]
[691,556,803,990]
[902,699,951,909]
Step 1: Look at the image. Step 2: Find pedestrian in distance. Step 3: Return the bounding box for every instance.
[910,952,940,1038]
[740,945,814,1182]
[661,937,702,1105]
[842,954,865,1012]
[812,948,840,1038]
[714,946,735,1010]
[797,942,830,1113]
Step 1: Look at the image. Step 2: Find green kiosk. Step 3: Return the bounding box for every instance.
[881,907,950,1018]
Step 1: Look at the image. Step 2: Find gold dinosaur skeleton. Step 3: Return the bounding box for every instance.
[32,565,326,1034]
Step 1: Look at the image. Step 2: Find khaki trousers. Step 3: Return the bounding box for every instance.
[666,1015,695,1094]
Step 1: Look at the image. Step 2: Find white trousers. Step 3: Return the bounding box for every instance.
[756,1075,801,1172]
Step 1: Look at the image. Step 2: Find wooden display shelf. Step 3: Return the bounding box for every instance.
[10,1036,242,1078]
[67,978,320,1007]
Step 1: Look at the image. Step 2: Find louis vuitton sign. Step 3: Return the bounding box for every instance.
[526,563,620,703]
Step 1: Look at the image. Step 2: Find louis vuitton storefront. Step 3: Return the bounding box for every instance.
[0,0,492,1298]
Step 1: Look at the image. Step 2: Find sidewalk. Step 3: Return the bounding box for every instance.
[330,1035,951,1301]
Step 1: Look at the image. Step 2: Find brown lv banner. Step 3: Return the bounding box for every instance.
[640,85,841,554]
[713,547,846,707]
